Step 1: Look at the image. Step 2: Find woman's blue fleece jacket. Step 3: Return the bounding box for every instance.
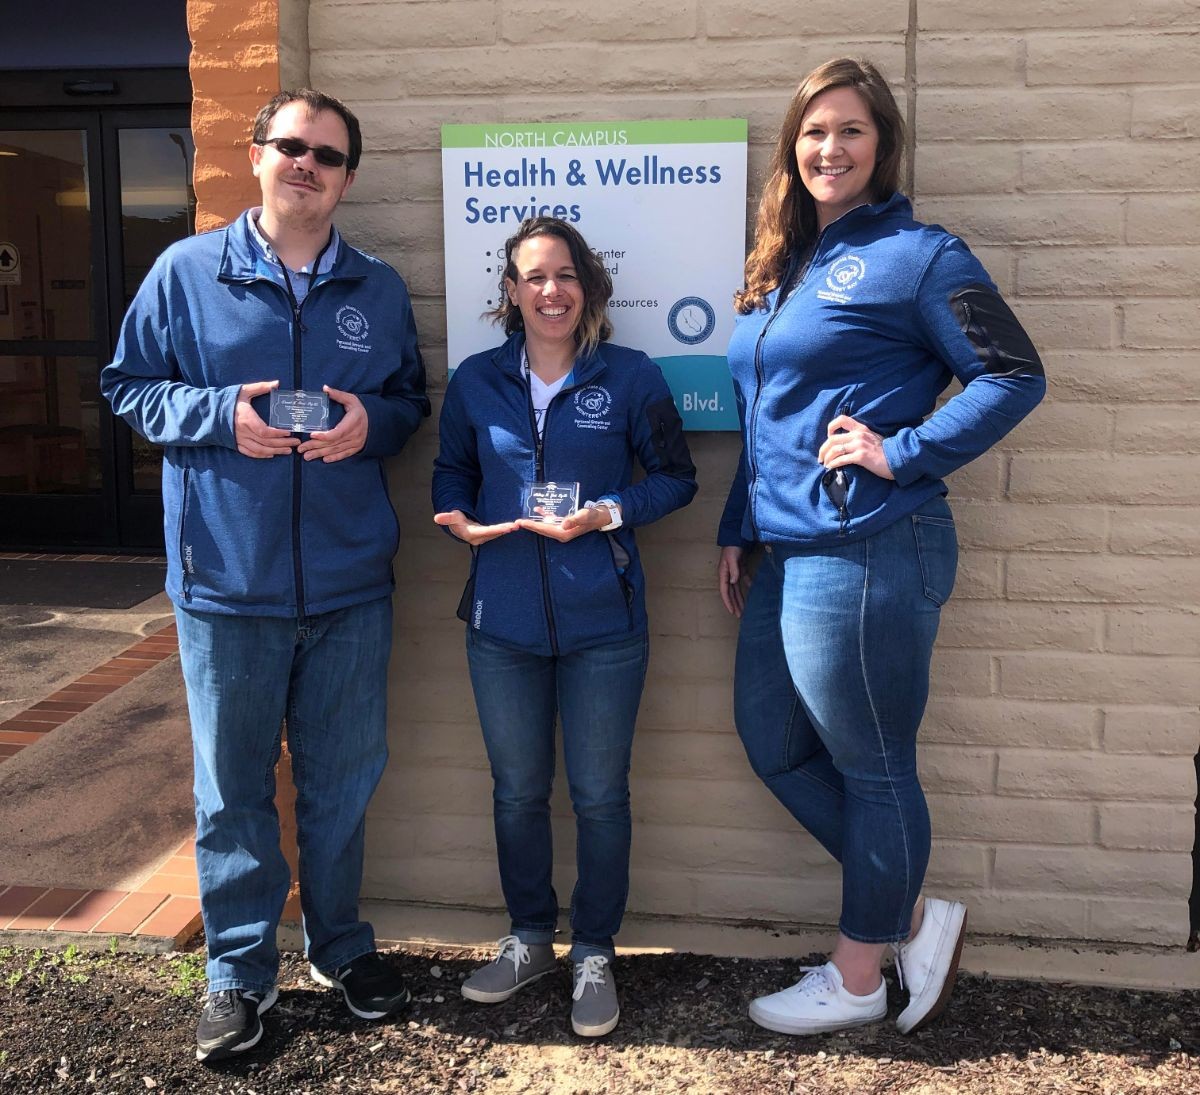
[433,334,697,655]
[719,192,1045,548]
[101,212,430,616]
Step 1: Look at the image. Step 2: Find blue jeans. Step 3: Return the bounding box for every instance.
[466,628,649,961]
[175,597,393,993]
[734,497,958,944]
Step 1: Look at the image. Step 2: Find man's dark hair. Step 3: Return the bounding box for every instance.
[252,88,363,172]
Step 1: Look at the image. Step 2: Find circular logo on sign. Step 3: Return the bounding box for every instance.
[574,385,612,419]
[336,305,369,342]
[667,296,716,345]
[826,255,866,294]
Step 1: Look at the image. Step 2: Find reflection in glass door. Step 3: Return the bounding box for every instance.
[0,108,193,549]
[0,128,102,498]
[115,124,196,500]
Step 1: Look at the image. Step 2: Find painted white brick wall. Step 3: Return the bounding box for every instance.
[302,0,1199,947]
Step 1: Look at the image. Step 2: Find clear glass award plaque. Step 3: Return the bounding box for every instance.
[269,389,331,433]
[521,481,580,523]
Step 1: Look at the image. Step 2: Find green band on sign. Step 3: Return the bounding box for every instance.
[442,119,747,149]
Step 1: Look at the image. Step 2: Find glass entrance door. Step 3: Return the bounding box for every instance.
[0,107,192,550]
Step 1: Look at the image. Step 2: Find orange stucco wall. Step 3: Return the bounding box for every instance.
[185,0,300,909]
[188,0,281,232]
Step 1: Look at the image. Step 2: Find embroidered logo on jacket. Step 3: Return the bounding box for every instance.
[336,305,371,353]
[574,385,613,431]
[817,255,866,304]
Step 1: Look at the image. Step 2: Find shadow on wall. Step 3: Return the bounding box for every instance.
[1190,751,1199,951]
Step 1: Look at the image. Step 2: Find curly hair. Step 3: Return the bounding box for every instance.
[735,58,905,314]
[489,217,613,358]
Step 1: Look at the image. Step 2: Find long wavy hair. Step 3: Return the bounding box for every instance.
[735,58,905,314]
[489,217,614,358]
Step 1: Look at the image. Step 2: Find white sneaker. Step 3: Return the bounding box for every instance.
[894,896,968,1034]
[748,961,887,1035]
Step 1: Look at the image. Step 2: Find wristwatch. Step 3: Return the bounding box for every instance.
[585,497,623,531]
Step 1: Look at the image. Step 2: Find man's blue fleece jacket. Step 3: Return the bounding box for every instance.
[101,212,429,616]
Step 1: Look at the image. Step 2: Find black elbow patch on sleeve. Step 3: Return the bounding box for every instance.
[949,283,1045,378]
[645,395,696,479]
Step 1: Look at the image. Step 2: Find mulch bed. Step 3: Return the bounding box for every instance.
[2,941,1197,1093]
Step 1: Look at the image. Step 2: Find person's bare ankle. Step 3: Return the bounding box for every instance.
[831,961,883,997]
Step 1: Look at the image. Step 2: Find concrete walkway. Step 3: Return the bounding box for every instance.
[0,566,199,947]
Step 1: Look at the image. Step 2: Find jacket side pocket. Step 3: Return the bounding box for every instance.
[178,467,193,601]
[455,552,479,626]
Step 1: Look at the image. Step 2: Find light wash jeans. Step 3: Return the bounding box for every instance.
[465,628,649,961]
[175,597,392,992]
[733,496,958,943]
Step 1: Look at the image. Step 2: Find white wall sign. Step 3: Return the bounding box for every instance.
[441,120,747,430]
[0,242,21,286]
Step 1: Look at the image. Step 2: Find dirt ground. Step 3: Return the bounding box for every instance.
[1,941,1197,1094]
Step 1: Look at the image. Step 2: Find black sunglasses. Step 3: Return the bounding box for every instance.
[821,466,850,523]
[257,137,349,169]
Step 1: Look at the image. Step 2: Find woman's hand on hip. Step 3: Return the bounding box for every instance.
[434,510,519,545]
[515,504,611,543]
[818,414,895,480]
[718,545,749,618]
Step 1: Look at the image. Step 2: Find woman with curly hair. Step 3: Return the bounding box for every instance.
[435,216,697,1037]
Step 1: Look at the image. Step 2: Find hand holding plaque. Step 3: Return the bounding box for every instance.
[269,389,331,433]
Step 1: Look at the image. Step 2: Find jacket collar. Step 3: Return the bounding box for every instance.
[217,209,372,284]
[770,190,914,304]
[489,332,607,387]
[816,190,912,239]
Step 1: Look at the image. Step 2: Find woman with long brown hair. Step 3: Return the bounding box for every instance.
[718,58,1044,1035]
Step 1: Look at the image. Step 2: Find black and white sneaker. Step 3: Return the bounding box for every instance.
[195,986,279,1063]
[310,952,411,1019]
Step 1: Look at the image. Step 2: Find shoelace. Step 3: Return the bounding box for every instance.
[572,954,609,1000]
[786,964,836,997]
[892,896,928,993]
[492,934,531,977]
[891,943,906,992]
[342,952,387,983]
[206,989,238,1018]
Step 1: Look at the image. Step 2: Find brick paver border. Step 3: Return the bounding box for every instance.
[0,554,206,947]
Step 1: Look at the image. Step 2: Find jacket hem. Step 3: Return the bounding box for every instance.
[167,583,394,619]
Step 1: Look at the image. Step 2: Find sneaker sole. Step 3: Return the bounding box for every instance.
[748,1001,885,1037]
[195,986,279,1062]
[572,1007,620,1038]
[309,964,410,1020]
[896,905,968,1035]
[461,966,556,1004]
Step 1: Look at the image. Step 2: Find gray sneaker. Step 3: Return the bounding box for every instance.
[461,935,558,1003]
[571,954,619,1037]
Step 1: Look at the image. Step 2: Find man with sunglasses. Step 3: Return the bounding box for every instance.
[102,89,429,1063]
